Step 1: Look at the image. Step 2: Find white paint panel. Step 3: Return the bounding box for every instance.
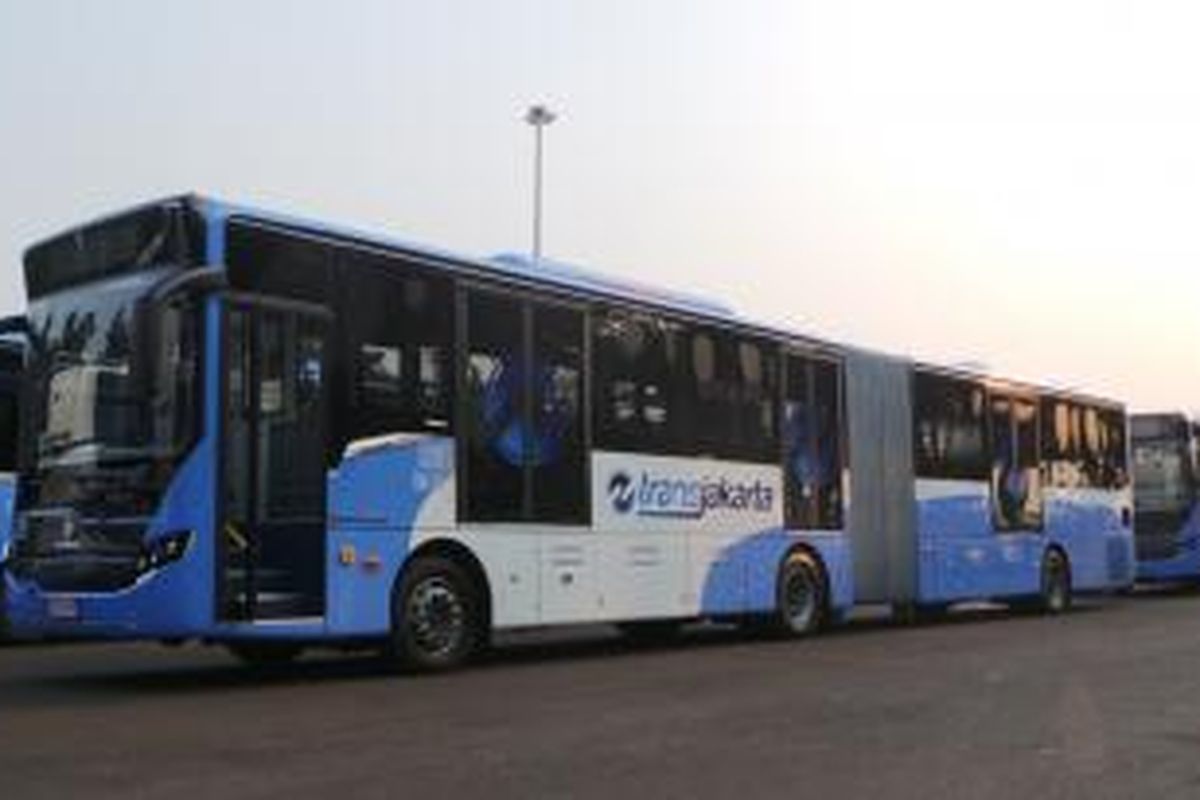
[540,531,601,624]
[598,531,690,620]
[916,478,989,502]
[592,451,782,622]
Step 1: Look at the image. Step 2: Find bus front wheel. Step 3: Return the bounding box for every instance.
[389,556,483,673]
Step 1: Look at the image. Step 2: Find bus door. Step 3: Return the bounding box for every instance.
[219,297,331,621]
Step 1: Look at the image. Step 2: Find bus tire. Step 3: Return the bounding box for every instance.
[773,550,827,637]
[226,641,303,668]
[1039,548,1072,615]
[389,556,482,673]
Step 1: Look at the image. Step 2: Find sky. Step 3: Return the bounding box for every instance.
[0,0,1197,412]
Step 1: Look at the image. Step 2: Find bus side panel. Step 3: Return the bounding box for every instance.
[591,452,782,621]
[1045,487,1134,591]
[915,481,1134,604]
[916,479,1083,604]
[325,435,456,636]
[914,478,1010,602]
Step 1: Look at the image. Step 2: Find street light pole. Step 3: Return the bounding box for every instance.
[525,104,556,263]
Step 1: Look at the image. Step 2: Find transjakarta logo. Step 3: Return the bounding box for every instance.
[607,470,774,519]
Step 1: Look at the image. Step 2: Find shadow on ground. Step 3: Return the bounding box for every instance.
[0,599,1109,705]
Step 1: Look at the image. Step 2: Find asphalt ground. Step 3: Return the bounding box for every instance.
[3,589,1200,799]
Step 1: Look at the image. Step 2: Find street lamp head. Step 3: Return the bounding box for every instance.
[525,104,557,127]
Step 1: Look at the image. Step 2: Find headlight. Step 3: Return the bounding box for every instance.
[141,530,193,571]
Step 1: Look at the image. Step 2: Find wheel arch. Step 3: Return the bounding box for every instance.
[398,539,494,634]
[1044,542,1071,573]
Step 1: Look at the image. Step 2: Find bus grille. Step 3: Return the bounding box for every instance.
[1134,510,1188,561]
[11,511,146,592]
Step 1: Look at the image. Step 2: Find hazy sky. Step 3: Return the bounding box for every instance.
[1,1,1197,411]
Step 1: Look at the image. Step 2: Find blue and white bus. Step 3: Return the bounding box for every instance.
[1132,414,1199,583]
[4,196,1135,669]
[0,316,26,639]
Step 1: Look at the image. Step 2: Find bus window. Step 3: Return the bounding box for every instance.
[228,222,333,305]
[1100,409,1129,489]
[913,371,989,480]
[593,309,683,456]
[784,354,843,530]
[736,340,778,463]
[784,354,813,529]
[463,291,587,523]
[464,291,525,522]
[341,255,454,441]
[813,358,843,528]
[990,394,1043,531]
[530,303,586,523]
[691,330,722,456]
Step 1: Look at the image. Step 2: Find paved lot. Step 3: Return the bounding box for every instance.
[3,590,1200,799]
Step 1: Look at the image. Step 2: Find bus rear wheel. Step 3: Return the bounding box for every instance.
[389,556,482,673]
[1039,549,1072,614]
[773,551,826,637]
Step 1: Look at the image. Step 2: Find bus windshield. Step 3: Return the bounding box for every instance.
[22,269,200,517]
[1133,436,1194,514]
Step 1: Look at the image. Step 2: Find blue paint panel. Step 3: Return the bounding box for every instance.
[915,487,1133,604]
[1045,496,1131,590]
[699,529,853,617]
[6,435,218,639]
[1136,503,1200,582]
[326,437,453,635]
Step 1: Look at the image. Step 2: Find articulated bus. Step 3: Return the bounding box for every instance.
[4,196,1134,670]
[1132,414,1199,583]
[0,316,26,638]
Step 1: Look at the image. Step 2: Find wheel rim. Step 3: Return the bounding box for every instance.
[406,576,466,659]
[783,567,817,632]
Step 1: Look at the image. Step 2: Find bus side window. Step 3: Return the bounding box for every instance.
[912,371,988,481]
[784,354,843,530]
[1099,409,1128,490]
[593,309,682,456]
[530,304,586,523]
[594,310,640,452]
[463,291,525,522]
[339,253,454,443]
[691,331,720,456]
[736,340,778,463]
[783,355,814,529]
[812,358,843,528]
